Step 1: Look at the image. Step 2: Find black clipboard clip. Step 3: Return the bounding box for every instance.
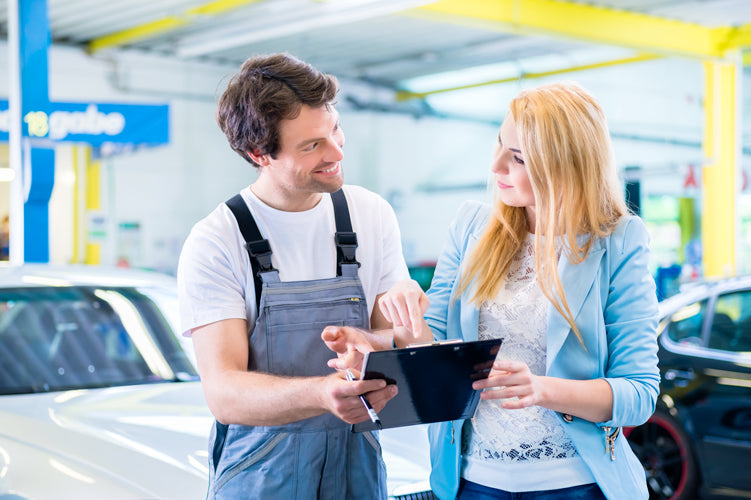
[406,339,463,348]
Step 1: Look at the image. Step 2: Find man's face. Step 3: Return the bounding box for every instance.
[264,105,345,199]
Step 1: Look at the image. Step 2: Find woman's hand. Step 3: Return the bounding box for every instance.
[377,279,431,344]
[473,360,616,422]
[472,360,545,409]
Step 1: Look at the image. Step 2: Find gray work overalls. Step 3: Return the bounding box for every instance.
[207,190,386,499]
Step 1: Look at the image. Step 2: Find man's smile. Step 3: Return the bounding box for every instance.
[317,163,340,175]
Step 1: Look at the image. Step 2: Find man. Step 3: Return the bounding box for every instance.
[177,53,408,499]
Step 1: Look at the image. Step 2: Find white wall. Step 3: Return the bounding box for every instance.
[1,41,740,274]
[340,112,497,262]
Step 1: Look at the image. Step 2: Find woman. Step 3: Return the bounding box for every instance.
[379,82,660,500]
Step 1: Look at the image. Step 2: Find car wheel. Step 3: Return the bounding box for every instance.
[624,409,699,500]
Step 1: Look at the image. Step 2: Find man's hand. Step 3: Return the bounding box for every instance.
[322,325,375,372]
[320,372,397,424]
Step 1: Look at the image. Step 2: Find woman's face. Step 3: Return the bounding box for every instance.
[490,114,536,225]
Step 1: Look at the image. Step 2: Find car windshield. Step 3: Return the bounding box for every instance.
[0,286,198,395]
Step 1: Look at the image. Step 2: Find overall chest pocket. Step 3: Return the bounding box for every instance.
[265,295,366,327]
[260,297,368,377]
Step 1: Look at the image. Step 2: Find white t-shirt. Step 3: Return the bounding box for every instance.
[177,184,409,336]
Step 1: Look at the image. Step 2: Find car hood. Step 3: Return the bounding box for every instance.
[0,382,213,500]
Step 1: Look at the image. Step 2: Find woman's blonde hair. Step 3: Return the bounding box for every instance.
[456,82,627,343]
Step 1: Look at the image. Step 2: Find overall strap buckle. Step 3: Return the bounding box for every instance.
[331,190,360,276]
[247,240,276,274]
[335,232,360,268]
[225,193,276,312]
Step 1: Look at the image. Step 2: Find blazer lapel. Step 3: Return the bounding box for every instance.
[546,244,605,372]
[459,230,482,342]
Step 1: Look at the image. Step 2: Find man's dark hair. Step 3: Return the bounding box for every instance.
[216,53,339,167]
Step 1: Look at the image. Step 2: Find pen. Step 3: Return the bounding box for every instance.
[345,369,383,430]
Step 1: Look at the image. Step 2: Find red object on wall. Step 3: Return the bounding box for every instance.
[684,164,698,189]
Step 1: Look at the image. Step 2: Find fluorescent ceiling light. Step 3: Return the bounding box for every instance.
[177,0,436,58]
[402,46,637,94]
[403,61,521,94]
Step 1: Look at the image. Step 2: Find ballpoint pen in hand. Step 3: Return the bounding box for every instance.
[345,369,383,430]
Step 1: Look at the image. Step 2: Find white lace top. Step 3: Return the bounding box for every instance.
[461,233,595,491]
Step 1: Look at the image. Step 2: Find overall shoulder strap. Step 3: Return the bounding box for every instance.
[225,194,277,312]
[330,189,360,276]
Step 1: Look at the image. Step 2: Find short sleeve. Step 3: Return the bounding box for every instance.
[177,208,252,337]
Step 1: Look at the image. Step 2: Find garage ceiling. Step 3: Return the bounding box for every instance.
[1,0,751,97]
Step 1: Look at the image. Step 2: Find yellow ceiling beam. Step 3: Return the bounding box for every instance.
[716,22,751,52]
[397,53,662,100]
[88,17,190,53]
[186,0,262,16]
[415,0,747,60]
[87,0,264,53]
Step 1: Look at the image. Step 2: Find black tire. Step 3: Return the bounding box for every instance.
[625,409,699,500]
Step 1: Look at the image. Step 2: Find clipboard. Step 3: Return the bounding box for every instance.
[352,338,502,432]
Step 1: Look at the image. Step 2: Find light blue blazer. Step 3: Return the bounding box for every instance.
[424,201,660,500]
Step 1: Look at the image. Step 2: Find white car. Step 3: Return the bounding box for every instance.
[0,264,432,499]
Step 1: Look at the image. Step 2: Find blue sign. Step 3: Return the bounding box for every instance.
[0,100,169,145]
